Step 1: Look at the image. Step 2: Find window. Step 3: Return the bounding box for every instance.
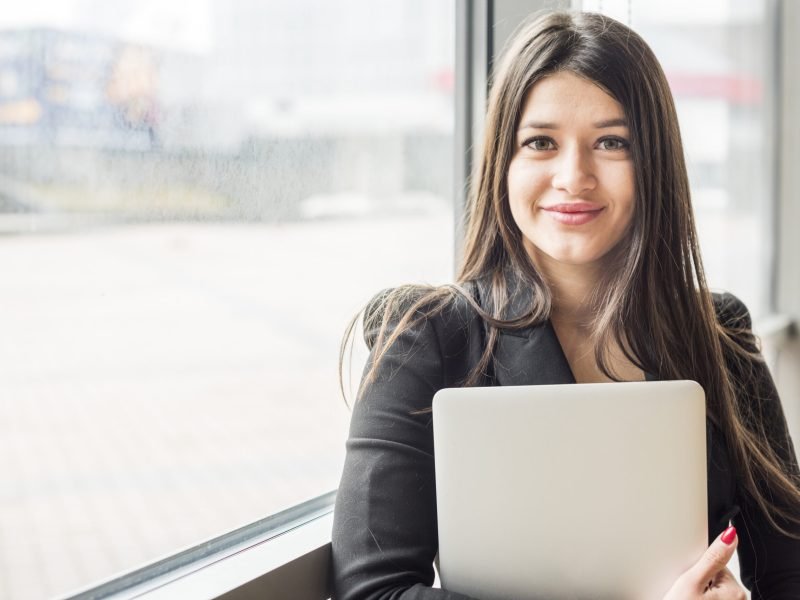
[0,1,455,598]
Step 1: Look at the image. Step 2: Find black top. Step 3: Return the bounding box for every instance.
[331,281,800,599]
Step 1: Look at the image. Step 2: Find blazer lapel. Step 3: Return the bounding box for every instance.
[473,269,657,386]
[494,321,577,386]
[473,269,576,387]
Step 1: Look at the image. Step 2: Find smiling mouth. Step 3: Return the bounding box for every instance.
[541,203,605,225]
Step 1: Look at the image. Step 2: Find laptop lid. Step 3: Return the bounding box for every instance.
[432,380,707,600]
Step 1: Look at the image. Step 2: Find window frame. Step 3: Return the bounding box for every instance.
[59,492,335,600]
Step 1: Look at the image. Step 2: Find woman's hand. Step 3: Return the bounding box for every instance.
[662,526,746,599]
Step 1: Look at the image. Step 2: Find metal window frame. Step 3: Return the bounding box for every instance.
[777,1,800,319]
[767,0,783,315]
[454,0,492,265]
[58,492,335,600]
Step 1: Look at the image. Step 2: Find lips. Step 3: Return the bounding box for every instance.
[540,202,604,225]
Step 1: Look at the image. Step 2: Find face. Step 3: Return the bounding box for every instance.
[507,71,635,270]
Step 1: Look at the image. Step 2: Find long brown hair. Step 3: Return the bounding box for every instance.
[340,11,800,537]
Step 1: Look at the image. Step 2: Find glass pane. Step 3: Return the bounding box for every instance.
[0,1,455,598]
[583,0,774,318]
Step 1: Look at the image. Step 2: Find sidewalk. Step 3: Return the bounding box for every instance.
[0,215,453,599]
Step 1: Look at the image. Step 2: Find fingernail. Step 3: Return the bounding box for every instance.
[721,526,737,545]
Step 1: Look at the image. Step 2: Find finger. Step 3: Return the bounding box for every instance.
[686,526,738,589]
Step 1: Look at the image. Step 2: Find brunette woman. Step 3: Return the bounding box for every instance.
[332,11,800,599]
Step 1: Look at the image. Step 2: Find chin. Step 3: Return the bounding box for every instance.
[524,236,613,268]
[542,248,605,266]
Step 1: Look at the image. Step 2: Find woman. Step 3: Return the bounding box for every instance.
[332,11,800,599]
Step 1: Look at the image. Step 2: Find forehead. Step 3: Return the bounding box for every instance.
[520,71,624,120]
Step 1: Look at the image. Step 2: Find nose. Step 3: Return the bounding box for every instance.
[551,146,597,196]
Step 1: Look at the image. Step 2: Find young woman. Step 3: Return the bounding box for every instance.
[332,11,800,599]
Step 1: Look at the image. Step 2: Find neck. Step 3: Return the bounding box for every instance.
[527,245,603,327]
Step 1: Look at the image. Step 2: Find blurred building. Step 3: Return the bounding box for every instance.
[0,29,161,149]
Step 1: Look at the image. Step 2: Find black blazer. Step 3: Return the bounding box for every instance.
[332,280,800,599]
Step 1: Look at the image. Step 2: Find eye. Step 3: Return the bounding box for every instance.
[524,136,556,151]
[598,136,630,151]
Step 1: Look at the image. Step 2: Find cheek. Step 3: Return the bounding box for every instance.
[613,200,636,247]
[505,163,526,226]
[621,176,636,227]
[506,162,523,205]
[507,161,548,216]
[608,164,636,228]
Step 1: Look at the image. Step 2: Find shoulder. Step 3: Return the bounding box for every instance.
[362,283,483,350]
[712,292,760,354]
[359,282,486,391]
[712,291,753,330]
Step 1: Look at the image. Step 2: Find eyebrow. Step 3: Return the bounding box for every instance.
[518,117,628,131]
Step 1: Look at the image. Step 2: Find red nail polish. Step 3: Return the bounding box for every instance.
[721,526,737,545]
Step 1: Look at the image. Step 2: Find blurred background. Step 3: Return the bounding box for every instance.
[0,0,783,598]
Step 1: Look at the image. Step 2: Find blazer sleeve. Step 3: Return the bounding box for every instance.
[331,291,479,600]
[716,294,800,598]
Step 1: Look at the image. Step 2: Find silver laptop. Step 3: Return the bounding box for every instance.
[432,380,707,600]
